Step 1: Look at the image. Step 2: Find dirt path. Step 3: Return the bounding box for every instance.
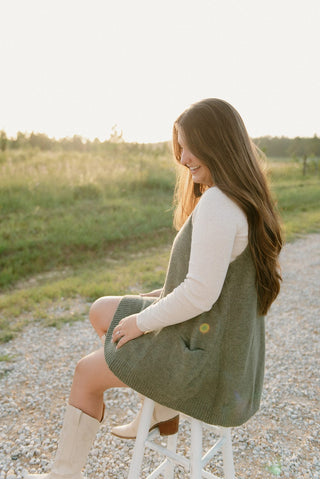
[0,234,319,478]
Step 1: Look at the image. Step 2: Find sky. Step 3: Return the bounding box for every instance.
[1,0,319,143]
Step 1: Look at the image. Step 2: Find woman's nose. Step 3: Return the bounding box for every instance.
[180,150,188,166]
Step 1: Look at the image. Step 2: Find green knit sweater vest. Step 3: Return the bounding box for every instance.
[105,214,265,427]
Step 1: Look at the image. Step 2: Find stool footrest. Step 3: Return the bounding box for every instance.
[202,471,223,479]
[146,458,172,479]
[127,398,236,479]
[145,435,189,470]
[202,436,226,467]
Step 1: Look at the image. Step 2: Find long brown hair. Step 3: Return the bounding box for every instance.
[172,98,282,315]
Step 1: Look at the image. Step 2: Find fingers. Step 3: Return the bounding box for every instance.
[139,288,162,298]
[111,315,142,349]
[111,316,131,343]
[115,334,129,349]
[112,327,123,343]
[139,291,156,297]
[112,328,129,349]
[112,320,128,348]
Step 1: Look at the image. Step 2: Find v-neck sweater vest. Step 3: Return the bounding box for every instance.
[105,214,265,427]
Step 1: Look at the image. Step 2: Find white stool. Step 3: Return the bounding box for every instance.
[128,397,236,479]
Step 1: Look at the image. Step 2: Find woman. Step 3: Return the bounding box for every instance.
[27,98,282,478]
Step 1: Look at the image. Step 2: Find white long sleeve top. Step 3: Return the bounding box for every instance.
[136,186,249,332]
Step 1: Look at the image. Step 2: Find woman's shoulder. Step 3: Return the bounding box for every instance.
[201,186,227,201]
[198,186,239,210]
[194,187,247,224]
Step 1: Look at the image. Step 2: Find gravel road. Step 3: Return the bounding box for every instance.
[0,234,319,478]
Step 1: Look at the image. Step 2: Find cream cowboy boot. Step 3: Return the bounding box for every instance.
[25,404,102,479]
[111,397,179,439]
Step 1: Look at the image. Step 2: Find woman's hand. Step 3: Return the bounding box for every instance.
[140,288,163,298]
[112,314,144,349]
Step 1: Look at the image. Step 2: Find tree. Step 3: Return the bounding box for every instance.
[288,137,320,175]
[108,124,124,143]
[71,135,86,151]
[0,130,7,152]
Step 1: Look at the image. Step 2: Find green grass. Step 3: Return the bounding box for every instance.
[269,160,320,241]
[0,238,172,343]
[0,353,16,379]
[0,147,175,288]
[0,150,319,343]
[0,354,15,362]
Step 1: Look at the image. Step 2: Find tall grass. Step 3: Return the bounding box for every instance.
[268,160,320,240]
[0,146,176,288]
[0,149,319,343]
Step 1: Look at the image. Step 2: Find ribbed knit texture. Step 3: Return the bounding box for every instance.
[105,215,265,427]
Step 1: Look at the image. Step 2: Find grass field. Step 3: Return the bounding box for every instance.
[0,146,319,343]
[268,158,320,239]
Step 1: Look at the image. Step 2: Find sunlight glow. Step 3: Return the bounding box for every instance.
[1,0,319,142]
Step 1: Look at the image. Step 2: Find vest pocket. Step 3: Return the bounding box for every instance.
[163,337,208,398]
[180,336,205,352]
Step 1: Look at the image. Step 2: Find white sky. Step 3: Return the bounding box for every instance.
[1,0,319,143]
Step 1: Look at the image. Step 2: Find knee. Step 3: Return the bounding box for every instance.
[73,357,100,396]
[73,352,111,395]
[89,297,104,328]
[89,296,121,331]
[74,355,91,382]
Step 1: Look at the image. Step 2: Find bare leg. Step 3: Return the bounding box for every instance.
[26,297,127,478]
[89,295,122,340]
[85,295,178,439]
[66,296,125,421]
[69,347,127,421]
[27,348,124,478]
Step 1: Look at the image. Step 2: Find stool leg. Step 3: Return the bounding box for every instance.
[163,432,178,479]
[221,428,235,479]
[190,418,202,479]
[128,398,154,479]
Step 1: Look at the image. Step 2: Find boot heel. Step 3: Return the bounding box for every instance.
[158,415,179,436]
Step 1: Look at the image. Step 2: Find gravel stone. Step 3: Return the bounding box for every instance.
[0,234,319,478]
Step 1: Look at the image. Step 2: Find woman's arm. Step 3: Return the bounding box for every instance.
[113,188,248,348]
[136,188,248,332]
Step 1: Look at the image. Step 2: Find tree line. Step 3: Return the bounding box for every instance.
[0,129,169,156]
[1,130,320,161]
[255,135,320,175]
[254,135,320,160]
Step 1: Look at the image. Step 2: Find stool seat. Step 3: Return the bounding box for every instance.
[128,397,236,478]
